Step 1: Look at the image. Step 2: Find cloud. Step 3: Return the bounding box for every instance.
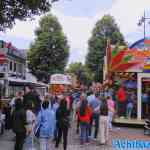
[109,0,150,40]
[51,10,93,64]
[53,0,150,63]
[0,0,150,64]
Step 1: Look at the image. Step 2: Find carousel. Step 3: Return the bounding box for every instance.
[104,38,150,126]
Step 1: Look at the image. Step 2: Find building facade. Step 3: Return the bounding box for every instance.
[0,40,26,98]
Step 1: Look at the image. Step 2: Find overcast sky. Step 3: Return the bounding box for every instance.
[0,0,150,64]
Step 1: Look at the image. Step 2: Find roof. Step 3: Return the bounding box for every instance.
[129,38,145,49]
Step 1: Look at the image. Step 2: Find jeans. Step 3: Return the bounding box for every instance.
[40,138,51,150]
[108,111,113,129]
[126,105,133,118]
[89,113,99,138]
[55,126,68,150]
[80,122,89,144]
[76,116,80,134]
[117,101,126,117]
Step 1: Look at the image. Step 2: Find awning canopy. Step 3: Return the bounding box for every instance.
[8,76,47,87]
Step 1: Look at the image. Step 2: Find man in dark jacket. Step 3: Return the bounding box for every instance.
[12,98,26,150]
[23,86,41,115]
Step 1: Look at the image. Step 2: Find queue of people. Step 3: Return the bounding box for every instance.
[1,84,116,150]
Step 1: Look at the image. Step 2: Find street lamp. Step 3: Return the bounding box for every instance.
[138,11,150,39]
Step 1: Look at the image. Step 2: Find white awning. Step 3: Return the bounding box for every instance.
[8,77,28,83]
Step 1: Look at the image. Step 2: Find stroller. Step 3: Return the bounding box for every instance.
[144,117,150,135]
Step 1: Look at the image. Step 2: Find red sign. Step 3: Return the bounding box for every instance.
[0,53,6,64]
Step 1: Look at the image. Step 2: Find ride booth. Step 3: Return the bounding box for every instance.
[104,39,150,126]
[49,74,72,95]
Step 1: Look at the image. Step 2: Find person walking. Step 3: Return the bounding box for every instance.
[75,93,86,134]
[36,100,55,150]
[12,98,26,150]
[107,96,115,130]
[116,85,126,117]
[10,91,24,114]
[99,99,109,145]
[3,102,11,130]
[55,99,70,150]
[77,100,92,145]
[23,86,41,115]
[24,102,36,149]
[126,94,133,119]
[89,93,101,139]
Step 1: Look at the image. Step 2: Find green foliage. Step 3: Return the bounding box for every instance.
[66,62,93,85]
[86,15,126,82]
[28,14,69,82]
[0,0,59,31]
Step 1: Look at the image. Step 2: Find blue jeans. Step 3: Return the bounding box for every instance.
[89,113,99,138]
[126,104,133,118]
[80,122,89,143]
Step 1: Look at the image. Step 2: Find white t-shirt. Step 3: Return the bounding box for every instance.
[26,110,36,132]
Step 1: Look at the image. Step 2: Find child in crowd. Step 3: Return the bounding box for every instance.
[107,96,115,130]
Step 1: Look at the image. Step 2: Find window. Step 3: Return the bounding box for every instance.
[9,61,13,71]
[18,63,23,73]
[14,62,16,72]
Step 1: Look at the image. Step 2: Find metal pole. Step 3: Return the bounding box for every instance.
[144,11,146,39]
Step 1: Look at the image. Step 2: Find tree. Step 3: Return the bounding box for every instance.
[28,14,69,82]
[0,0,59,31]
[66,62,93,86]
[86,15,126,82]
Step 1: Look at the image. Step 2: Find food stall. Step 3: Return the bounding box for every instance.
[49,74,72,95]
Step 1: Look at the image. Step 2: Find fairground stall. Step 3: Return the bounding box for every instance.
[104,39,150,125]
[49,74,72,95]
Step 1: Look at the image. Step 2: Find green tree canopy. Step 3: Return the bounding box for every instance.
[86,15,126,82]
[28,14,69,82]
[0,0,59,31]
[66,62,93,86]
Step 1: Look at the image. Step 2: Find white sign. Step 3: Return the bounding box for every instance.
[50,74,71,85]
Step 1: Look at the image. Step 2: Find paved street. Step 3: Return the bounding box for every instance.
[0,122,150,150]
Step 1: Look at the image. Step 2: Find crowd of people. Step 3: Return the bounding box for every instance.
[1,84,116,150]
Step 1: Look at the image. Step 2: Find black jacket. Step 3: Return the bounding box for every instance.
[23,91,41,113]
[12,108,26,134]
[56,108,70,128]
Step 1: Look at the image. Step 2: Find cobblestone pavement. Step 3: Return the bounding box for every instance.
[0,123,150,150]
